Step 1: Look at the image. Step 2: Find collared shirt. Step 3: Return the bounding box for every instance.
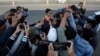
[69,14,93,56]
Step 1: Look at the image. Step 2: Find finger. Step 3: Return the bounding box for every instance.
[50,43,54,51]
[48,43,52,51]
[43,33,46,37]
[66,46,70,51]
[17,24,20,29]
[43,33,47,40]
[48,43,51,51]
[18,23,21,26]
[23,23,26,29]
[27,25,29,30]
[49,43,54,51]
[67,40,73,48]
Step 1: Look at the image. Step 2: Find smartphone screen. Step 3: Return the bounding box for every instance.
[53,42,71,51]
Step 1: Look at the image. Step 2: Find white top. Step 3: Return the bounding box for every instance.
[47,26,57,42]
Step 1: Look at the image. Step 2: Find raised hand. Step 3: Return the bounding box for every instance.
[24,24,30,37]
[47,43,55,56]
[40,33,47,41]
[66,41,75,56]
[11,14,18,27]
[13,24,21,36]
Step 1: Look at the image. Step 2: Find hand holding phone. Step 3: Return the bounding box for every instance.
[66,41,75,56]
[53,42,71,51]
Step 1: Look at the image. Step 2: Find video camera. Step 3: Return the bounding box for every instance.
[19,20,27,29]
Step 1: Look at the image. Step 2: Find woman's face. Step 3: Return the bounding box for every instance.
[48,11,52,15]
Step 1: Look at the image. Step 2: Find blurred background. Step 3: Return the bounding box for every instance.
[0,1,100,55]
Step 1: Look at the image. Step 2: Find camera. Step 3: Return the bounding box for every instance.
[24,20,27,25]
[19,24,25,29]
[19,20,27,29]
[9,13,15,16]
[53,42,71,51]
[39,31,43,37]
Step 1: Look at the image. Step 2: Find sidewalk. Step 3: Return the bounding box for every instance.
[0,0,100,5]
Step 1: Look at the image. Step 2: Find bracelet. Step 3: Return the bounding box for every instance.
[10,36,16,40]
[22,37,28,42]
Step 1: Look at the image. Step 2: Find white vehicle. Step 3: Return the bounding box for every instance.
[55,0,66,4]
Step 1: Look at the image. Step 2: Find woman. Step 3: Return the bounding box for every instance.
[43,8,53,23]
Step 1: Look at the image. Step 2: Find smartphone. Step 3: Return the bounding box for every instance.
[19,24,25,29]
[49,19,53,22]
[24,20,27,25]
[39,31,44,37]
[53,42,71,51]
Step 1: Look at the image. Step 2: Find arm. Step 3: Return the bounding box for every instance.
[15,36,28,55]
[0,14,18,46]
[4,35,16,49]
[8,30,25,56]
[67,41,75,56]
[0,26,15,46]
[47,43,55,56]
[14,25,30,56]
[5,24,21,48]
[68,14,77,32]
[57,12,69,42]
[4,25,21,49]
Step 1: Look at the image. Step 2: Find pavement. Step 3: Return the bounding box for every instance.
[0,1,100,56]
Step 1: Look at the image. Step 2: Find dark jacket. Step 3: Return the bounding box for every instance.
[79,8,86,14]
[13,37,31,56]
[0,26,15,47]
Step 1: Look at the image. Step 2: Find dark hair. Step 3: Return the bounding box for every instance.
[65,26,76,40]
[24,8,28,12]
[41,23,50,35]
[30,34,41,44]
[9,8,17,13]
[87,19,97,28]
[53,12,64,28]
[79,2,83,4]
[16,6,21,10]
[95,15,100,24]
[35,43,48,56]
[45,8,52,13]
[70,5,78,11]
[8,8,17,25]
[54,12,64,18]
[82,28,94,41]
